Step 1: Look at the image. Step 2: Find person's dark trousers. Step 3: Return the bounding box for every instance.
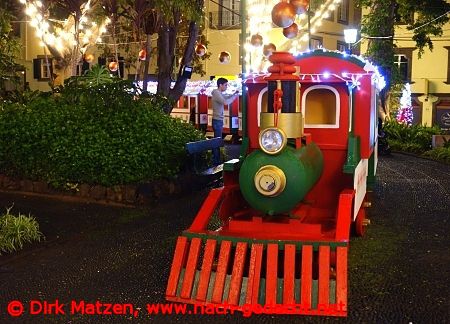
[212,119,223,165]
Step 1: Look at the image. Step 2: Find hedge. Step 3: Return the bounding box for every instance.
[0,80,204,187]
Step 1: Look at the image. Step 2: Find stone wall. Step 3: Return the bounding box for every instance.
[0,172,206,206]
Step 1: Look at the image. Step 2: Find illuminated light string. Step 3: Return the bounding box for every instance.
[137,79,243,96]
[396,83,413,125]
[294,48,386,90]
[20,0,110,57]
[293,0,342,50]
[246,0,343,72]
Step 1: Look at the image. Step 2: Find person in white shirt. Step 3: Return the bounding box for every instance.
[210,77,239,165]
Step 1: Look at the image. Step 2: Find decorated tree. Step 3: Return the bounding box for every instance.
[101,0,122,77]
[19,0,110,86]
[357,0,450,115]
[100,0,209,102]
[154,0,206,113]
[396,83,413,125]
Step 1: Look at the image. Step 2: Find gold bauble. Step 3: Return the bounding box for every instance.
[84,54,95,63]
[271,2,296,28]
[283,23,299,39]
[263,43,277,57]
[195,44,207,57]
[289,0,309,14]
[219,51,231,64]
[250,34,264,47]
[108,61,118,72]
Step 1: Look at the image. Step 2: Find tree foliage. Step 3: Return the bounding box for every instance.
[0,8,21,95]
[357,0,450,112]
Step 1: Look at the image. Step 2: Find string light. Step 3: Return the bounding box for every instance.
[396,83,413,125]
[245,0,344,72]
[20,0,110,59]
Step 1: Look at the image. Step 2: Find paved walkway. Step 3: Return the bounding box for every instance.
[0,153,448,323]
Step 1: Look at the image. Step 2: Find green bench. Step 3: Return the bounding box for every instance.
[185,137,224,186]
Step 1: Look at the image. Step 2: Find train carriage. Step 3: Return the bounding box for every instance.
[165,50,384,316]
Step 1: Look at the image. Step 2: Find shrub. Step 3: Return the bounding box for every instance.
[383,120,442,154]
[423,147,450,164]
[0,207,44,255]
[0,80,204,187]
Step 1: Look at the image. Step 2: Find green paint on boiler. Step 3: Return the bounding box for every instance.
[239,143,323,215]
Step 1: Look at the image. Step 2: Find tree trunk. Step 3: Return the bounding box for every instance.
[168,21,199,108]
[142,33,153,93]
[157,25,175,101]
[53,63,71,87]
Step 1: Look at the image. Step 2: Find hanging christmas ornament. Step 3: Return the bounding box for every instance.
[84,53,95,63]
[108,61,118,72]
[195,43,207,57]
[138,49,146,60]
[219,51,231,64]
[250,34,264,47]
[271,2,296,28]
[283,23,299,39]
[289,0,309,15]
[263,43,277,57]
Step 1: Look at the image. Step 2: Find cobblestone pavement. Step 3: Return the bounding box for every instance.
[0,153,448,323]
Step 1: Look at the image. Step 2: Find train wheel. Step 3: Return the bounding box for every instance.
[354,207,370,237]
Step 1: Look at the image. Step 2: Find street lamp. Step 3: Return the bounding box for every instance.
[344,28,358,54]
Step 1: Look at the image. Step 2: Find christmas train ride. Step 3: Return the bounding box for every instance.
[170,80,243,136]
[165,49,385,316]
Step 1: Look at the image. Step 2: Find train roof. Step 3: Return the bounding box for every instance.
[244,49,385,91]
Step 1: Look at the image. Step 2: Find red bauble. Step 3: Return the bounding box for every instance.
[138,49,146,60]
[263,43,277,57]
[250,34,263,47]
[283,23,299,39]
[289,0,309,14]
[271,2,296,28]
[219,51,231,64]
[195,43,207,57]
[108,61,118,72]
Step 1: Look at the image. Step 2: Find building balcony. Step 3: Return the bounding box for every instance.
[208,11,241,30]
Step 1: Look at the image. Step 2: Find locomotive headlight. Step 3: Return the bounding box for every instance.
[259,127,287,155]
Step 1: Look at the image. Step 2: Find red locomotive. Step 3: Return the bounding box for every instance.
[166,50,384,316]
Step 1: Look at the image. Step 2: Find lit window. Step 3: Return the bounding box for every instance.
[302,85,340,128]
[338,0,349,24]
[310,37,323,50]
[33,57,53,81]
[41,60,51,79]
[337,41,347,52]
[218,0,240,28]
[394,54,409,81]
